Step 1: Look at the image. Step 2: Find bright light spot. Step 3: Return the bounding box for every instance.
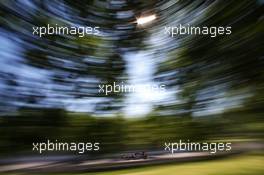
[137,14,156,25]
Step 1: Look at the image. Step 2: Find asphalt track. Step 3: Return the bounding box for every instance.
[0,151,240,173]
[0,142,262,173]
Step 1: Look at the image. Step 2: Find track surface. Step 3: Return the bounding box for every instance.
[0,142,262,173]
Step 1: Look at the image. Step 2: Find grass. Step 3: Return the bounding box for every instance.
[93,153,264,175]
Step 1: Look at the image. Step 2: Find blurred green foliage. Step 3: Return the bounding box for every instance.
[0,0,263,156]
[0,108,262,155]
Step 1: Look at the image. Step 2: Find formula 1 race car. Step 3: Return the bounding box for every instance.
[121,151,148,160]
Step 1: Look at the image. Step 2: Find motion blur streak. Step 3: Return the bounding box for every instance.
[137,14,157,25]
[0,0,263,174]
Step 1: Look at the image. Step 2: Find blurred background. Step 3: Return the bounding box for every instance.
[0,0,263,174]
